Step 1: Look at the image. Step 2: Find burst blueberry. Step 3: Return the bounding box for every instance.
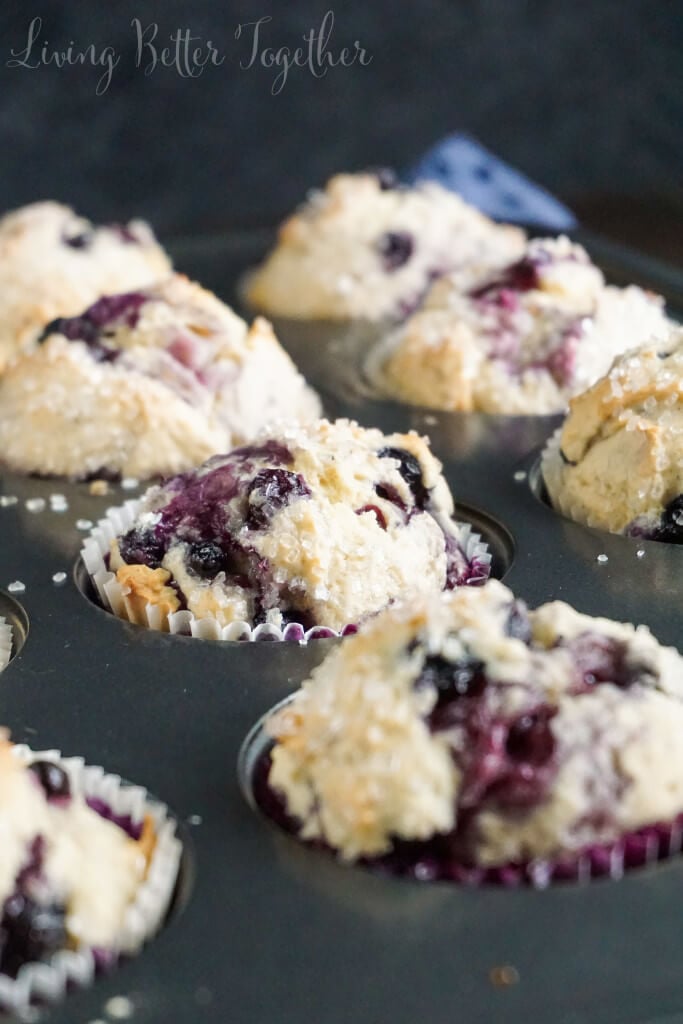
[245,469,311,530]
[187,541,226,578]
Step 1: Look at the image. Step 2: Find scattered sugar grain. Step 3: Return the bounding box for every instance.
[121,477,139,491]
[636,549,645,559]
[52,572,67,585]
[49,493,68,512]
[513,471,526,482]
[596,553,608,564]
[187,814,203,826]
[8,581,25,593]
[76,518,93,531]
[104,996,134,1019]
[0,496,18,508]
[25,497,46,513]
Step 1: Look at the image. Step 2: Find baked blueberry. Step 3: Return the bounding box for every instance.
[378,231,414,272]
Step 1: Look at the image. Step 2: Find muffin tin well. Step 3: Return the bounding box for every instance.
[0,228,682,1024]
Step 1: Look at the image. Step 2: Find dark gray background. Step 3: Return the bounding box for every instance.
[0,0,681,255]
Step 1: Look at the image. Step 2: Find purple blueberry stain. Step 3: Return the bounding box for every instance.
[86,797,143,841]
[505,706,557,766]
[107,222,141,244]
[377,231,414,272]
[504,600,532,643]
[354,504,387,530]
[562,632,654,692]
[38,291,148,362]
[470,252,552,301]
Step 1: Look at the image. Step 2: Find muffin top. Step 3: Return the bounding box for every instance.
[246,172,525,321]
[0,201,171,370]
[0,735,153,975]
[267,580,683,866]
[110,419,487,632]
[0,274,320,480]
[368,237,672,414]
[543,328,683,536]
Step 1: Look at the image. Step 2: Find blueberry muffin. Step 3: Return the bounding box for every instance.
[105,419,488,634]
[368,237,672,414]
[0,202,171,370]
[262,580,683,880]
[543,329,683,538]
[0,735,170,984]
[0,274,320,480]
[246,172,526,321]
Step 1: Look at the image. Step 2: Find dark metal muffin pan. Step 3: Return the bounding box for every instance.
[1,228,682,1024]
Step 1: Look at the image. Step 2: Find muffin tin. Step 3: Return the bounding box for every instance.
[1,226,682,1024]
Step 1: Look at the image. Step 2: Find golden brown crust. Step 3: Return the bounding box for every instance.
[115,564,180,623]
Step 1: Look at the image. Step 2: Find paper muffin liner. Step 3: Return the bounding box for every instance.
[421,814,683,889]
[0,618,12,674]
[539,426,570,515]
[81,500,491,644]
[251,741,683,890]
[0,745,182,1019]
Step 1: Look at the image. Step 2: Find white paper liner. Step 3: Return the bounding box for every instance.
[0,745,182,1019]
[539,426,567,512]
[0,618,12,674]
[81,500,491,644]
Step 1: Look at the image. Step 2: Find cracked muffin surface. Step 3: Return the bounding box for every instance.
[265,580,683,869]
[246,172,525,321]
[368,237,672,414]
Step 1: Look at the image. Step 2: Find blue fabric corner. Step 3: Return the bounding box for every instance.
[404,134,577,231]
